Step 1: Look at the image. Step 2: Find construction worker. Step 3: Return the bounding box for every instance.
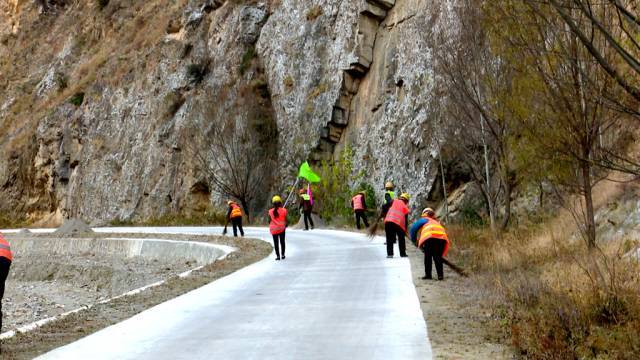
[381,181,396,218]
[0,233,12,332]
[351,191,369,229]
[410,208,450,280]
[299,189,314,231]
[269,195,288,260]
[384,193,410,258]
[224,200,244,237]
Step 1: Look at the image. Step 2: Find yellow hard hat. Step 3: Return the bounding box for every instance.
[385,181,394,189]
[400,193,410,201]
[272,195,283,204]
[227,200,234,205]
[422,208,435,217]
[358,190,366,195]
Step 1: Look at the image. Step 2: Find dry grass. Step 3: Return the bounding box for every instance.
[451,191,640,359]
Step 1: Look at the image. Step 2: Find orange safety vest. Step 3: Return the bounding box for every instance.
[352,194,365,211]
[418,218,450,257]
[0,234,13,261]
[230,203,242,219]
[384,199,409,232]
[269,207,288,235]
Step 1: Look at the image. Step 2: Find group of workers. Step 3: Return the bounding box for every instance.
[370,181,450,280]
[224,180,451,281]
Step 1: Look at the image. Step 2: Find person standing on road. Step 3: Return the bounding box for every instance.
[224,200,244,237]
[299,189,314,231]
[380,181,396,219]
[269,195,288,261]
[351,191,370,230]
[410,208,450,280]
[384,193,410,258]
[0,233,12,333]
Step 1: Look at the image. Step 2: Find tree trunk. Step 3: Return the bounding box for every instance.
[538,182,544,209]
[240,198,251,224]
[500,178,512,231]
[581,161,597,248]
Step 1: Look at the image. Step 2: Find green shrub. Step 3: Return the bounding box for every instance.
[187,63,208,84]
[68,92,85,106]
[239,47,256,75]
[314,145,363,224]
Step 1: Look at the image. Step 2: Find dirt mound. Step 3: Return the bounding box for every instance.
[53,219,94,237]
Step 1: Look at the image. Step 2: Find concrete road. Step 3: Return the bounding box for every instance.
[37,227,432,360]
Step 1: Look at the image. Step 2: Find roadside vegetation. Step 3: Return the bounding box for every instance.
[431,1,640,358]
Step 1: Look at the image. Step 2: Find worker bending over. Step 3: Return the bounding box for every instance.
[0,233,12,333]
[410,208,450,280]
[269,196,288,261]
[225,200,244,237]
[384,193,410,258]
[351,191,369,230]
[299,189,314,231]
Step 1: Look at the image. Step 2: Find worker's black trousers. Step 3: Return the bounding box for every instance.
[354,210,369,229]
[424,239,446,280]
[385,222,406,257]
[303,210,314,230]
[0,256,11,332]
[272,232,286,258]
[231,217,244,237]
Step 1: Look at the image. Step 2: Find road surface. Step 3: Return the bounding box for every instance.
[37,227,432,360]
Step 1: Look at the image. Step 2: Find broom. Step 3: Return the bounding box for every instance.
[366,214,383,239]
[442,258,468,277]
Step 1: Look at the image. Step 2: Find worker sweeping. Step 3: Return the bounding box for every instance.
[269,195,288,261]
[384,193,410,258]
[299,189,314,231]
[351,191,369,230]
[223,200,244,237]
[410,208,450,280]
[0,233,12,333]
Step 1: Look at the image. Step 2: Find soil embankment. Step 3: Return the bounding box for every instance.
[1,233,272,360]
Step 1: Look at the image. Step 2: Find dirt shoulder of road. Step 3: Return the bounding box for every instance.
[407,245,515,359]
[2,233,272,360]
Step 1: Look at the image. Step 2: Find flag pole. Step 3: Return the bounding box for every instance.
[283,177,300,209]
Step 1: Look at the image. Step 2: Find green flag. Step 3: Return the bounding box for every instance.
[298,161,321,183]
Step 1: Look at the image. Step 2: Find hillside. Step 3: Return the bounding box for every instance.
[0,0,456,225]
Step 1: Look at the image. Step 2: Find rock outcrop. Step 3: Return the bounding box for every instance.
[0,0,462,223]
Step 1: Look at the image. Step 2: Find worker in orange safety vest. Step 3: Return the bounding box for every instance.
[223,200,244,237]
[410,208,450,280]
[269,195,288,261]
[384,193,410,258]
[351,191,369,229]
[0,233,12,333]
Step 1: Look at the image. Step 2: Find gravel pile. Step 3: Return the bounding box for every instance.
[53,219,94,237]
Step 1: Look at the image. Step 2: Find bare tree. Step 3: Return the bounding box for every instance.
[544,0,640,107]
[188,122,265,222]
[487,0,632,247]
[434,2,519,233]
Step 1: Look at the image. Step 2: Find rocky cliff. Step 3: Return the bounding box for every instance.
[0,0,459,224]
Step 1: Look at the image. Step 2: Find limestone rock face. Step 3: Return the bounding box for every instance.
[0,0,462,223]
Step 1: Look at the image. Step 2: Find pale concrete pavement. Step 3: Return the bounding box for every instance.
[36,227,432,360]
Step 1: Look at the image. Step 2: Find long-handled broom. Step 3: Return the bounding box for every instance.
[442,258,468,277]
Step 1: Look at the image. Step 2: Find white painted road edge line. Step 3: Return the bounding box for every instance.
[0,238,236,340]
